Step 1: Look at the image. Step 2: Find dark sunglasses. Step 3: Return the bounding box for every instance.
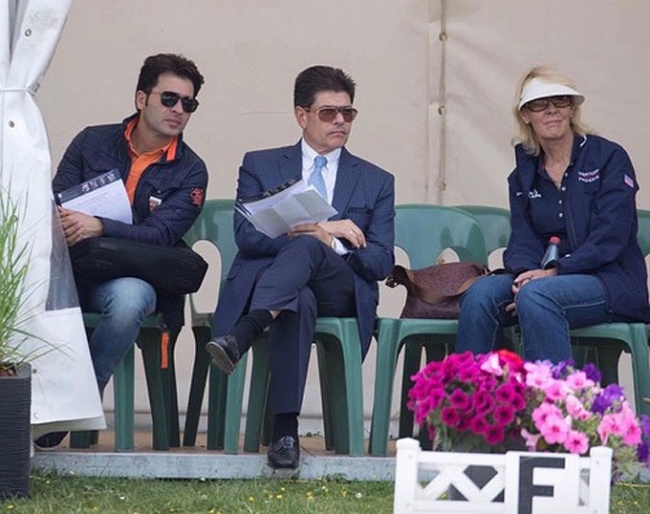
[304,105,358,123]
[150,91,199,113]
[524,95,573,113]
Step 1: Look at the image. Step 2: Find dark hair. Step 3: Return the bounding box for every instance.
[136,53,205,97]
[293,65,356,108]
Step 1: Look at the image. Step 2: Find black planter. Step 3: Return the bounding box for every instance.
[0,363,31,499]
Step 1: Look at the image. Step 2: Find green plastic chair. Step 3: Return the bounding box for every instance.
[70,312,180,451]
[181,199,245,450]
[368,205,488,456]
[569,209,650,415]
[241,317,366,456]
[454,205,511,260]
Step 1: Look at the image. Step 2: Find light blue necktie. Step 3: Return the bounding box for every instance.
[309,155,328,200]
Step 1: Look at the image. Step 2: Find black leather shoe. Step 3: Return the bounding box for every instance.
[267,435,300,469]
[34,431,68,451]
[644,392,650,406]
[205,335,240,375]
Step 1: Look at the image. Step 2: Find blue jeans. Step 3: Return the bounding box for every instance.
[456,273,630,363]
[84,277,156,393]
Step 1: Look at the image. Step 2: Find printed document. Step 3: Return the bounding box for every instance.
[236,179,336,238]
[55,169,132,224]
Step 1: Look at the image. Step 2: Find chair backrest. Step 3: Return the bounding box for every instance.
[184,199,237,314]
[637,209,650,257]
[395,204,487,268]
[454,205,511,255]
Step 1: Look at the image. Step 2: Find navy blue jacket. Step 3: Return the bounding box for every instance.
[212,142,395,356]
[505,134,650,322]
[52,114,208,330]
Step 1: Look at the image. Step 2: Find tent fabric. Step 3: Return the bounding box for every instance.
[35,0,649,419]
[0,0,104,437]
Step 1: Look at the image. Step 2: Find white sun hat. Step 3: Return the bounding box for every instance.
[518,77,584,110]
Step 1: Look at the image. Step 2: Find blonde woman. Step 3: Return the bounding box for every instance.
[456,66,650,363]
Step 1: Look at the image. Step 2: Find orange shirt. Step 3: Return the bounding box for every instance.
[123,118,178,204]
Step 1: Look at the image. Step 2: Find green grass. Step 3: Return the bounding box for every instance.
[1,473,649,513]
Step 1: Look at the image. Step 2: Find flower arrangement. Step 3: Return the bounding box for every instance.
[408,350,650,481]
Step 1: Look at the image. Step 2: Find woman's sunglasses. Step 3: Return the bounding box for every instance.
[524,95,573,113]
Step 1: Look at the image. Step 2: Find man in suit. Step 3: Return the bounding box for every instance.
[207,65,395,469]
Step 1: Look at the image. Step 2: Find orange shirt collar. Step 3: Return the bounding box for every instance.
[124,116,178,162]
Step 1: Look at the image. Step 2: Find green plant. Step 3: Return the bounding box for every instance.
[0,191,31,376]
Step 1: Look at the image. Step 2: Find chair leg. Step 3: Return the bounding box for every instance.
[316,342,335,451]
[398,341,425,439]
[206,368,228,450]
[182,326,212,446]
[243,342,271,453]
[113,346,135,451]
[138,335,170,451]
[166,330,181,447]
[223,353,249,454]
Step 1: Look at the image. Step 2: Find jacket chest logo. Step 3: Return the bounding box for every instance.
[578,168,600,183]
[528,189,542,199]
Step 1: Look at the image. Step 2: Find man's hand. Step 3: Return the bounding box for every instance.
[315,220,366,248]
[58,206,104,246]
[505,268,558,316]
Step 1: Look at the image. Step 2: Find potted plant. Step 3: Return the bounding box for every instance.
[399,349,650,508]
[0,191,33,500]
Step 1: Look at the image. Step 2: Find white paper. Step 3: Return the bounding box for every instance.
[56,169,133,224]
[236,179,337,238]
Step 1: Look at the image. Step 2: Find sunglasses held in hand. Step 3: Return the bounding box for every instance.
[524,95,573,112]
[303,105,358,123]
[149,91,199,113]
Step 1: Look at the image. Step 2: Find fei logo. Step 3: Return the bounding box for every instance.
[504,452,584,514]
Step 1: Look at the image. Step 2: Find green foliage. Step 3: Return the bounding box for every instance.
[0,191,31,374]
[0,472,648,513]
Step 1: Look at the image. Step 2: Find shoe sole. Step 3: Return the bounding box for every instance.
[205,341,235,375]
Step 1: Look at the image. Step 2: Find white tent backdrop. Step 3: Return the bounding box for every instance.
[0,0,104,437]
[35,0,647,426]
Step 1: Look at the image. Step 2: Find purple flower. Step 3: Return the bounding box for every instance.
[551,360,574,379]
[592,384,625,414]
[581,362,602,383]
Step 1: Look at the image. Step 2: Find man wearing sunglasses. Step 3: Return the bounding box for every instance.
[208,65,395,469]
[41,54,207,450]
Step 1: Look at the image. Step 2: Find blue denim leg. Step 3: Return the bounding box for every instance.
[85,277,156,392]
[516,274,625,363]
[456,274,517,354]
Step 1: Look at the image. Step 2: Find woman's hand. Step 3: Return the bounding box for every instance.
[505,268,558,316]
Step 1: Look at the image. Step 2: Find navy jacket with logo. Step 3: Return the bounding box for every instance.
[504,134,650,322]
[52,113,208,330]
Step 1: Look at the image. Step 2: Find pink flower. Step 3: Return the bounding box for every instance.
[539,413,570,445]
[494,405,516,426]
[449,388,471,410]
[470,415,489,435]
[524,362,553,389]
[544,379,568,402]
[485,424,505,445]
[565,395,590,421]
[521,428,541,451]
[564,430,589,454]
[495,383,516,404]
[441,407,460,427]
[565,370,594,391]
[481,353,504,377]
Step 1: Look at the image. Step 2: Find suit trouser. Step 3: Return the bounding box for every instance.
[249,236,356,414]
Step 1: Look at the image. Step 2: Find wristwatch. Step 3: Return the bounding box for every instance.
[330,237,337,250]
